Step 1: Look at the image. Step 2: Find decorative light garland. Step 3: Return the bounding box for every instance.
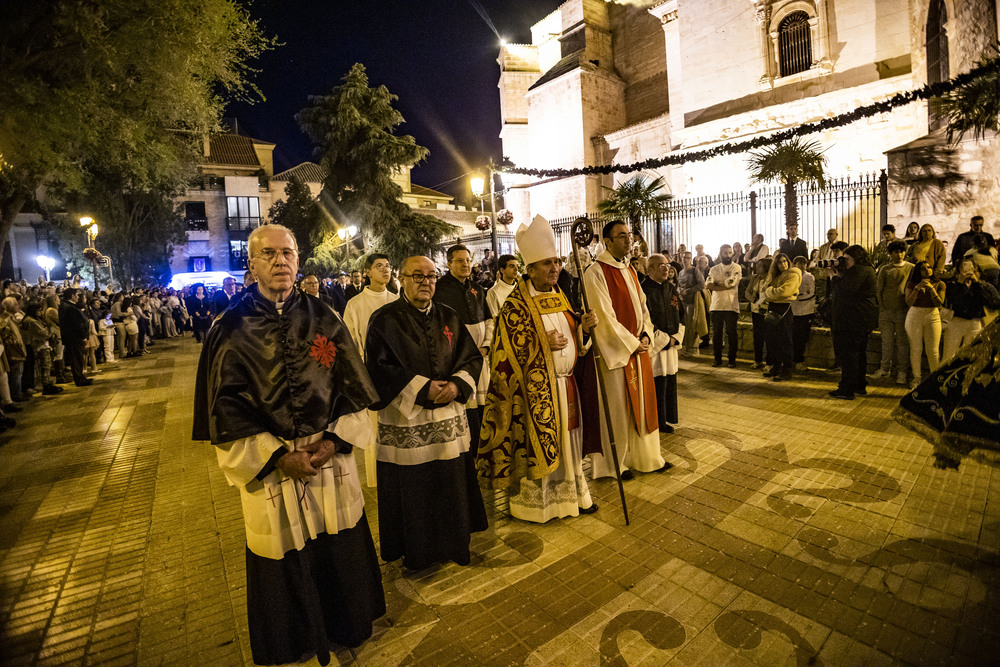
[499,58,1000,178]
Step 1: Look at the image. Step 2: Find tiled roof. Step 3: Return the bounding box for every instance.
[410,183,452,199]
[528,51,583,91]
[205,134,262,167]
[272,162,327,183]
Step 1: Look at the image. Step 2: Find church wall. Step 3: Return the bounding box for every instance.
[677,0,912,129]
[607,1,669,126]
[888,0,1000,244]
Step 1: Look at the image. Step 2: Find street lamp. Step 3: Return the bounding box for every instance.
[36,255,55,282]
[336,225,359,266]
[470,171,498,262]
[79,216,100,288]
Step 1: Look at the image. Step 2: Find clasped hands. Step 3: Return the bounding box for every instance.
[427,380,459,404]
[276,438,336,480]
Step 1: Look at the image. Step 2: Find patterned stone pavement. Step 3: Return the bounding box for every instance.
[1,336,998,666]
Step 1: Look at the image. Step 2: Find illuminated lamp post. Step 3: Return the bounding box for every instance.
[80,216,101,289]
[337,225,359,268]
[36,255,55,282]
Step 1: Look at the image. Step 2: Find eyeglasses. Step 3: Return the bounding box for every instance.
[254,248,297,263]
[402,273,439,284]
[611,233,632,240]
[370,262,392,271]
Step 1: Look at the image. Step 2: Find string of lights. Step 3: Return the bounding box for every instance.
[498,58,1000,178]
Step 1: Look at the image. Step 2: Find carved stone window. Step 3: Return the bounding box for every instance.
[758,1,832,90]
[778,11,812,76]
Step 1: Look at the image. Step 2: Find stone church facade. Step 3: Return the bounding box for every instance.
[498,0,999,250]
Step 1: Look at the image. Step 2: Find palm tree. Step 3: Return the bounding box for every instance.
[597,175,672,251]
[933,47,1000,143]
[746,136,828,231]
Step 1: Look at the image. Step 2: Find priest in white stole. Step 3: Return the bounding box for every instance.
[582,220,668,479]
[479,216,598,522]
[342,253,398,487]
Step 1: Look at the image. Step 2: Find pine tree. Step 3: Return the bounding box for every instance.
[268,180,328,262]
[296,64,455,266]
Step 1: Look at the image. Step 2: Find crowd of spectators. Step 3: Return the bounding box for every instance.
[606,215,999,399]
[0,277,257,436]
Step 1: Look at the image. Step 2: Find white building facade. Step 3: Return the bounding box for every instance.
[498,0,1000,252]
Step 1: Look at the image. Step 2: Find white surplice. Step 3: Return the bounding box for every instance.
[215,410,372,561]
[343,287,399,486]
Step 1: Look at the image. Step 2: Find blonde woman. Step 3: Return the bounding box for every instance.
[756,252,801,381]
[905,224,946,277]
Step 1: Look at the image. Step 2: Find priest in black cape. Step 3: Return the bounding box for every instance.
[366,255,489,570]
[192,224,385,666]
[432,244,493,457]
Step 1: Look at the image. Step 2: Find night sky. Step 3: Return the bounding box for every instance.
[226,0,564,201]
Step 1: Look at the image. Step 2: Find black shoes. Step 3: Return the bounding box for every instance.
[75,378,94,387]
[727,361,737,368]
[42,385,64,395]
[659,423,674,434]
[763,366,779,377]
[620,470,635,480]
[712,360,723,367]
[578,504,599,515]
[655,462,674,473]
[828,390,854,400]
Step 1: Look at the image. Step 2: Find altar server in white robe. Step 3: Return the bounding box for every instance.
[342,253,398,487]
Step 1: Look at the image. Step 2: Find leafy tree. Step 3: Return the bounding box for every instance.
[0,0,274,261]
[747,136,828,230]
[296,63,456,266]
[268,180,329,262]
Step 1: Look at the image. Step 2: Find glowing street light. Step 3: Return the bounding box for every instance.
[80,216,99,248]
[336,225,359,265]
[470,175,485,199]
[36,255,55,282]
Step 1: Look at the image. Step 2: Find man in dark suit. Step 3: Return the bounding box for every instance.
[212,276,238,313]
[779,223,809,261]
[58,288,92,386]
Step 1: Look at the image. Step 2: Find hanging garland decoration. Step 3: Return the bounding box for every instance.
[498,58,1000,178]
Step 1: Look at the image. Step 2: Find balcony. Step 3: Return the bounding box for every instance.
[185,217,208,231]
[226,217,261,231]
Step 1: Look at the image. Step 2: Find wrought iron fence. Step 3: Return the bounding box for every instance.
[449,171,886,267]
[547,171,886,259]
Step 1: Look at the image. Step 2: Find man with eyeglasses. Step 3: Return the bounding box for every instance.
[433,244,493,457]
[479,216,599,521]
[193,224,386,664]
[581,220,669,482]
[365,255,488,570]
[343,253,399,487]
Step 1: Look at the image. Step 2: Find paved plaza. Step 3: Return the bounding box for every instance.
[1,335,998,666]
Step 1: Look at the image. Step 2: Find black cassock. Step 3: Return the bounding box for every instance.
[366,297,489,570]
[193,285,385,666]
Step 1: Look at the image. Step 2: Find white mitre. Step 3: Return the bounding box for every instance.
[516,215,559,266]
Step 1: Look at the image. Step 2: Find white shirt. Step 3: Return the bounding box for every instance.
[706,262,742,312]
[486,279,517,322]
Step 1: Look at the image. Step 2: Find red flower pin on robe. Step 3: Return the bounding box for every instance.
[309,333,338,368]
